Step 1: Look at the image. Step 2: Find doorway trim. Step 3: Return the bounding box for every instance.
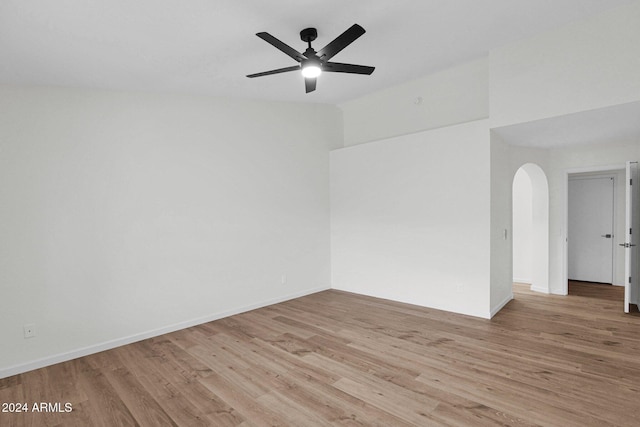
[567,173,617,284]
[562,163,625,296]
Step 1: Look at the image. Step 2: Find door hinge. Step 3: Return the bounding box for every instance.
[631,179,633,185]
[630,276,632,284]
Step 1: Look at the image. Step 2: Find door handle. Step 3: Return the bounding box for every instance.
[601,234,612,238]
[619,243,637,247]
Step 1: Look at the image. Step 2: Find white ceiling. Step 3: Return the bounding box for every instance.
[0,0,634,105]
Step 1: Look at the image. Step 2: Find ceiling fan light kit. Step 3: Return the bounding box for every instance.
[301,59,322,78]
[247,24,375,93]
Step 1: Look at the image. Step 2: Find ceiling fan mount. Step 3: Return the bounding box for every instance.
[299,28,318,44]
[246,24,375,94]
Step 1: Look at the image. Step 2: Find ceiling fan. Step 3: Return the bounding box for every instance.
[246,24,375,93]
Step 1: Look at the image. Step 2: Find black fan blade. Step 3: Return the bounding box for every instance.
[324,62,375,75]
[305,77,317,93]
[247,65,300,78]
[317,24,366,61]
[256,32,306,62]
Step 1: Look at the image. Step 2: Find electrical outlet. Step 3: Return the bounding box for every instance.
[24,323,36,339]
[281,274,287,285]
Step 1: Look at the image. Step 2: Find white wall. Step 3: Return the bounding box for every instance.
[489,0,640,298]
[0,85,341,377]
[331,119,492,318]
[332,2,640,320]
[513,169,533,283]
[489,134,514,315]
[490,1,640,128]
[340,58,489,147]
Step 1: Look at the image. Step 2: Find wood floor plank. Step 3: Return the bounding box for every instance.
[431,401,541,427]
[116,341,242,426]
[102,367,179,427]
[74,358,139,427]
[332,377,442,426]
[1,281,639,426]
[198,371,288,427]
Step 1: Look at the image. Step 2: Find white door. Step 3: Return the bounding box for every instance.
[568,176,614,283]
[623,161,638,313]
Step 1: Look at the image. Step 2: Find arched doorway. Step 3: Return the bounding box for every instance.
[512,163,549,293]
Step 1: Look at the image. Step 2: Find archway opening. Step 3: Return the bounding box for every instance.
[512,163,549,294]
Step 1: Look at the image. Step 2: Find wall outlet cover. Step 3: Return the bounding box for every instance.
[23,323,36,338]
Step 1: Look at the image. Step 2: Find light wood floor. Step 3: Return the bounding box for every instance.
[1,282,639,426]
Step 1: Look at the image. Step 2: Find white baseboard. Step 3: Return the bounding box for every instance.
[0,285,329,380]
[490,293,513,318]
[530,285,550,294]
[513,277,532,284]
